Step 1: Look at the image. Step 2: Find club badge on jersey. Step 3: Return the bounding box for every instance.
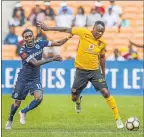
[35,44,40,49]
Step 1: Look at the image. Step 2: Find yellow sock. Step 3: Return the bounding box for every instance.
[76,97,81,104]
[106,96,121,120]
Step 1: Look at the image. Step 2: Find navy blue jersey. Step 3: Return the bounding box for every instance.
[18,40,51,82]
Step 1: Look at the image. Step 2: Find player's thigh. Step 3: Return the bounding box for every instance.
[12,81,29,100]
[72,69,89,95]
[29,80,43,98]
[90,69,108,91]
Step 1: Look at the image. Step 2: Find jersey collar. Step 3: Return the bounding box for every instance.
[25,42,35,48]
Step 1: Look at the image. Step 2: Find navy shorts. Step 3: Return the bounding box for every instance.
[12,79,42,100]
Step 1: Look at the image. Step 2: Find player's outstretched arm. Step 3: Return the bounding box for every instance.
[29,55,62,67]
[37,22,72,33]
[51,34,73,46]
[129,40,144,48]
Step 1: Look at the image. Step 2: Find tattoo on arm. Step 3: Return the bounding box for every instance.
[46,27,72,33]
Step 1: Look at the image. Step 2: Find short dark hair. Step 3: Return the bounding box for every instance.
[94,21,105,28]
[22,29,33,37]
[78,6,85,14]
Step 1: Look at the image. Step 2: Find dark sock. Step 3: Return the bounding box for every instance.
[21,99,42,114]
[8,104,19,121]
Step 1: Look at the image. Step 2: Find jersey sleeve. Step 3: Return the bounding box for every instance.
[39,40,52,48]
[19,47,33,62]
[100,42,106,55]
[71,27,86,37]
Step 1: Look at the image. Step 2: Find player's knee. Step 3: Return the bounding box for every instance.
[71,88,79,102]
[71,95,78,102]
[14,104,20,108]
[100,88,110,98]
[14,100,21,108]
[35,95,43,102]
[34,90,43,101]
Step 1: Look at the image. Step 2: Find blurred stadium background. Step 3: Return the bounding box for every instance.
[2,1,143,60]
[2,1,144,137]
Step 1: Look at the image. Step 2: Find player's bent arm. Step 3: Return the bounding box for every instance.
[99,54,106,77]
[29,56,62,67]
[45,27,72,33]
[29,58,54,67]
[37,22,72,33]
[51,35,73,46]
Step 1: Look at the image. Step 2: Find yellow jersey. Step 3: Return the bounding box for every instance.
[72,27,106,70]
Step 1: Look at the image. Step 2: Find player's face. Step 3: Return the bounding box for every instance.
[23,32,34,47]
[92,24,105,39]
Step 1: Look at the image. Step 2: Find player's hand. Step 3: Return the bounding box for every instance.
[36,22,48,31]
[67,34,73,39]
[53,55,63,61]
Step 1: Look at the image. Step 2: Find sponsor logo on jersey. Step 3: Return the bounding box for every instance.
[31,49,43,58]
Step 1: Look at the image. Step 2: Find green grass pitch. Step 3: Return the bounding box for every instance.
[2,95,143,137]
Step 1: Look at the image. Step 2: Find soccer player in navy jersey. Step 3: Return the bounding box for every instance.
[5,29,72,129]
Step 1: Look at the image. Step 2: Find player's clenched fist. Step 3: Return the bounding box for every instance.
[53,55,63,61]
[37,22,48,31]
[67,34,73,39]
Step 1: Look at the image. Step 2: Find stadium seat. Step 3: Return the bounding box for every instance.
[105,28,118,33]
[123,7,138,13]
[138,52,143,59]
[64,40,79,52]
[123,13,137,20]
[26,26,37,36]
[60,51,76,60]
[119,27,133,33]
[46,31,56,40]
[132,33,143,39]
[115,33,133,40]
[21,1,35,7]
[15,27,25,36]
[2,45,17,60]
[103,33,116,40]
[43,20,56,27]
[64,44,78,52]
[46,32,69,40]
[14,56,21,60]
[50,1,61,7]
[105,50,114,58]
[22,6,34,18]
[135,20,143,26]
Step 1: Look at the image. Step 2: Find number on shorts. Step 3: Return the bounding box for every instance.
[36,84,41,89]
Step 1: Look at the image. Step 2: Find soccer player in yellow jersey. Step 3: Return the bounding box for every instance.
[37,21,124,129]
